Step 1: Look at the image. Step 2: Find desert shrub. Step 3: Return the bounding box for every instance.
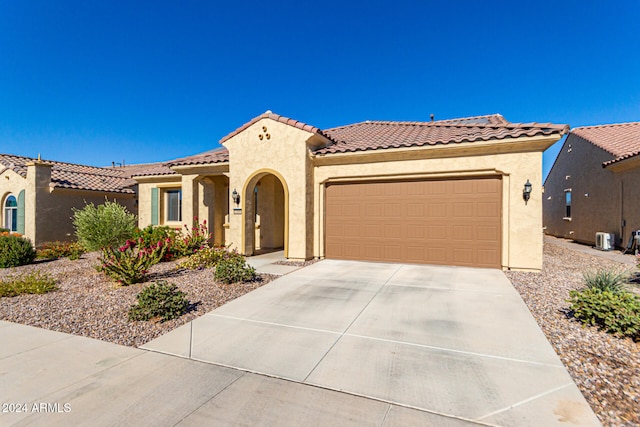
[177,246,229,270]
[100,238,168,285]
[568,288,640,341]
[0,271,57,297]
[133,225,182,261]
[37,241,85,260]
[0,235,36,268]
[214,255,256,284]
[128,281,189,322]
[178,220,211,256]
[583,269,628,293]
[72,200,137,251]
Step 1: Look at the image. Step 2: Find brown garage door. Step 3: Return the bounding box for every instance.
[325,177,502,268]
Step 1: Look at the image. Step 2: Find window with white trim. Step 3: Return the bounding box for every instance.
[4,195,17,232]
[165,189,182,222]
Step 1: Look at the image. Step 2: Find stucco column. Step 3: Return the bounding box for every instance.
[225,176,244,253]
[180,174,199,229]
[211,176,228,246]
[25,160,52,246]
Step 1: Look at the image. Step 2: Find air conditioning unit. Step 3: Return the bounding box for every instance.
[595,232,615,251]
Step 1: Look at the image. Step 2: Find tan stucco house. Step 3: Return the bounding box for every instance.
[544,122,640,247]
[133,111,568,271]
[0,154,140,245]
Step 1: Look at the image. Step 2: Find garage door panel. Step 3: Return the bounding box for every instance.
[477,202,500,217]
[476,225,500,241]
[383,246,402,261]
[385,224,402,237]
[325,177,501,268]
[406,224,425,238]
[384,204,401,218]
[363,224,382,237]
[366,203,384,217]
[453,202,474,218]
[427,203,447,217]
[407,203,424,217]
[426,224,447,240]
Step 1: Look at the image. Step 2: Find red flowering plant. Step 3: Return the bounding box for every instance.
[99,238,168,285]
[174,218,211,257]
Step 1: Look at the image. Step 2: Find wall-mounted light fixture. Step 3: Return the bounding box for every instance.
[232,189,240,206]
[523,180,532,204]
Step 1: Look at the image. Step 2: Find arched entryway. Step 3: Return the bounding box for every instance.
[242,170,288,257]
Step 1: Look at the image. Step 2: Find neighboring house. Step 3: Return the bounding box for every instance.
[0,154,146,245]
[133,111,567,271]
[544,122,640,247]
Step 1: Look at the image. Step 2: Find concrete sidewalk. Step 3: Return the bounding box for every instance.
[0,321,476,426]
[143,260,601,426]
[245,250,301,275]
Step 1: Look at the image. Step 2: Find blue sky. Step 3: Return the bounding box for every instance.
[1,1,639,179]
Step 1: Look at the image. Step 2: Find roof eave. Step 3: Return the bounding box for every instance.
[50,185,136,195]
[312,134,563,164]
[604,154,640,172]
[169,162,230,175]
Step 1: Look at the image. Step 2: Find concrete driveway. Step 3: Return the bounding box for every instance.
[143,259,600,426]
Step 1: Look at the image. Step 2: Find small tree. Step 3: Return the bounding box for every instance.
[72,200,137,251]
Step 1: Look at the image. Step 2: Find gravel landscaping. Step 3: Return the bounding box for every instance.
[1,241,638,426]
[506,241,639,427]
[0,253,274,347]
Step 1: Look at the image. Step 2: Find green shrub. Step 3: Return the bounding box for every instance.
[583,269,628,293]
[0,227,9,233]
[128,281,189,322]
[214,255,256,284]
[72,200,137,251]
[0,271,57,297]
[568,288,640,341]
[177,246,228,270]
[0,235,36,268]
[100,238,168,285]
[37,241,85,260]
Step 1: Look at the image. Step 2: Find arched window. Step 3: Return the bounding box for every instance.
[4,195,18,232]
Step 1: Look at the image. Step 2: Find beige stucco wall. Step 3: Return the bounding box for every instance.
[133,117,557,270]
[34,188,136,245]
[137,176,182,229]
[543,135,621,245]
[16,162,136,246]
[222,118,318,259]
[313,149,546,270]
[137,174,228,246]
[613,167,640,246]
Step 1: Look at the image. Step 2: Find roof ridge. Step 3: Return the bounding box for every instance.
[324,120,566,131]
[574,121,640,130]
[219,111,328,144]
[0,153,122,172]
[51,168,130,179]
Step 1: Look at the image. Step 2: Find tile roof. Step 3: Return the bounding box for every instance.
[0,153,138,194]
[165,147,230,168]
[431,114,509,125]
[571,122,640,160]
[602,151,640,167]
[219,111,330,144]
[118,162,176,178]
[315,116,568,155]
